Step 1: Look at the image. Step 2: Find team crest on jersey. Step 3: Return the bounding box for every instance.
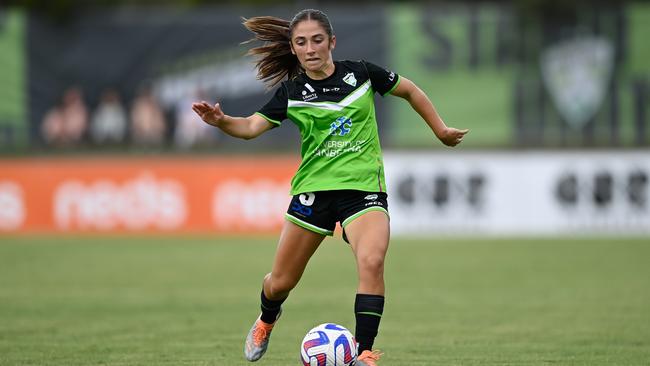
[343,72,357,87]
[330,116,352,136]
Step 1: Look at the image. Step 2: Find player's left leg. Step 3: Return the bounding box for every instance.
[343,210,390,366]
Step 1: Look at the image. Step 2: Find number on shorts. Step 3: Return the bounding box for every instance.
[299,192,316,206]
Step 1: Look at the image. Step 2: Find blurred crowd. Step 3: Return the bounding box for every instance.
[40,86,218,150]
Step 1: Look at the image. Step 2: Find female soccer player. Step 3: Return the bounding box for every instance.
[192,9,468,365]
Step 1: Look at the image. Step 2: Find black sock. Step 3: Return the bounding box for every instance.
[260,290,286,324]
[354,294,384,354]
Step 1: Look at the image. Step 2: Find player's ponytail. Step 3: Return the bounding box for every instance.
[242,16,299,88]
[243,9,334,88]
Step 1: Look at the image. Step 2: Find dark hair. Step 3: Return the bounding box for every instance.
[242,9,334,88]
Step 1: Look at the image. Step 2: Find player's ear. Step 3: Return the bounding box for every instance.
[329,35,336,51]
[290,41,296,55]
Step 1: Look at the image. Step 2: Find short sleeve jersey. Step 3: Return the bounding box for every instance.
[256,60,400,195]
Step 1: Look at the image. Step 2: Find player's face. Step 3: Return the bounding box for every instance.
[291,20,336,76]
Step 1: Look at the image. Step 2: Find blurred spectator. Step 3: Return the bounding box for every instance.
[173,91,217,149]
[60,87,88,145]
[90,88,127,145]
[41,106,65,146]
[130,87,166,146]
[41,86,88,147]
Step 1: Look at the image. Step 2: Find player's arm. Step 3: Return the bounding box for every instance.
[191,101,274,140]
[390,77,469,147]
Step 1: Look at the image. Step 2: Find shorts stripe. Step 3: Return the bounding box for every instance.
[341,207,389,228]
[285,214,334,236]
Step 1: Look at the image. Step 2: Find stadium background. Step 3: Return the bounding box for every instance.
[1,1,649,365]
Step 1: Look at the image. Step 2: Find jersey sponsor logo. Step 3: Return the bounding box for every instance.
[301,89,318,101]
[302,84,318,101]
[388,71,396,82]
[322,87,340,93]
[343,72,357,87]
[330,116,352,136]
[315,140,363,158]
[365,194,378,200]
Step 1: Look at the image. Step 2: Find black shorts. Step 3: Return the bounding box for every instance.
[285,190,389,241]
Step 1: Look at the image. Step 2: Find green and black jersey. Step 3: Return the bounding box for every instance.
[256,60,400,195]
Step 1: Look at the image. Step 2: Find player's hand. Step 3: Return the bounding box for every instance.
[191,101,225,127]
[439,127,469,147]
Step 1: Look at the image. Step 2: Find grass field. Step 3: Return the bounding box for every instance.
[1,236,649,366]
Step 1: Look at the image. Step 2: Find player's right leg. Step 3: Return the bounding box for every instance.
[244,220,326,362]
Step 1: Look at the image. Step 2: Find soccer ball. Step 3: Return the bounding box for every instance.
[300,323,357,366]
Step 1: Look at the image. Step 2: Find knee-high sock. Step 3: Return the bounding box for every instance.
[354,294,384,354]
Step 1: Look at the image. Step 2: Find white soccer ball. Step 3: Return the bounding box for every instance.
[300,323,357,366]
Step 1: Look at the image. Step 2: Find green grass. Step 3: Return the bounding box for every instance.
[1,236,649,365]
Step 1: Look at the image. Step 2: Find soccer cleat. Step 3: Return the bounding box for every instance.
[355,349,383,366]
[243,309,282,362]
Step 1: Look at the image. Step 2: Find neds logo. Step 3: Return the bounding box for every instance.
[54,173,187,230]
[0,182,25,230]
